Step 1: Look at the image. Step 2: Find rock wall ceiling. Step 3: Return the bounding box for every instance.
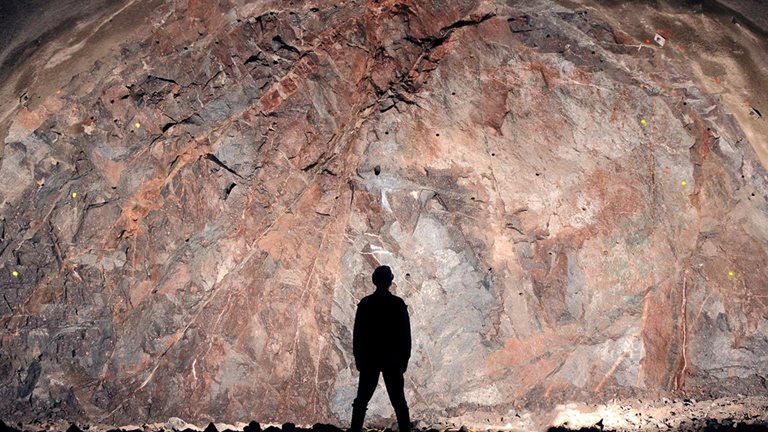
[1,0,767,426]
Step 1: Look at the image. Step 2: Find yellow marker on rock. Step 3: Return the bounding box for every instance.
[11,270,19,278]
[134,122,141,129]
[680,180,687,187]
[640,119,647,127]
[728,270,735,277]
[71,191,78,198]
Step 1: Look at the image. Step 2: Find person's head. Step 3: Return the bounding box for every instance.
[372,265,394,290]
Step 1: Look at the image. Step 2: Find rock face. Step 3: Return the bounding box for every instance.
[1,0,767,427]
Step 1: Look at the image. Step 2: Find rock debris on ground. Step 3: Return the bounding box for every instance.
[1,0,768,430]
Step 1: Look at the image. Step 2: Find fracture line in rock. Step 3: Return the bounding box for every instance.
[594,350,630,393]
[673,271,689,390]
[693,291,714,326]
[1,185,71,265]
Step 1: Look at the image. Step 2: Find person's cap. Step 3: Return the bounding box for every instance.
[372,265,394,288]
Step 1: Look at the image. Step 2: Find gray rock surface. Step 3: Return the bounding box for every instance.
[1,0,767,427]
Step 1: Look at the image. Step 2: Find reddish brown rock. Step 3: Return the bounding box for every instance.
[1,0,767,428]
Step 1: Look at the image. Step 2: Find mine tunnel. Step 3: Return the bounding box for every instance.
[1,0,767,431]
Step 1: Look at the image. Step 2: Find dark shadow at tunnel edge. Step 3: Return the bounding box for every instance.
[0,0,129,84]
[583,0,768,39]
[547,418,768,431]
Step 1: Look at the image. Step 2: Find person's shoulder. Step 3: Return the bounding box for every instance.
[391,294,407,307]
[358,294,375,306]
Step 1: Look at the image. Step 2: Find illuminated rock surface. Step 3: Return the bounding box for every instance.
[1,0,767,428]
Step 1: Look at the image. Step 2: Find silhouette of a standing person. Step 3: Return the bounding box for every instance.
[350,265,411,432]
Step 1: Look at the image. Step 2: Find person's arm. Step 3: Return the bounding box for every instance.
[401,301,411,373]
[353,302,364,371]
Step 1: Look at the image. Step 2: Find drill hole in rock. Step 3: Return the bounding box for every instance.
[374,165,381,176]
[435,133,440,137]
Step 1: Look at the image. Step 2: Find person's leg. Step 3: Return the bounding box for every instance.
[350,369,380,432]
[382,368,410,432]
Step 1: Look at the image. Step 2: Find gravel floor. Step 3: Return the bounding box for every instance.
[2,397,767,432]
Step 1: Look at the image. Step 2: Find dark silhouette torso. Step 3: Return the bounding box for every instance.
[353,289,411,372]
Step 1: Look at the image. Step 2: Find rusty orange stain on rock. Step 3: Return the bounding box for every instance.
[14,107,46,132]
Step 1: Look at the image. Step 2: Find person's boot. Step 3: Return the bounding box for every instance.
[349,400,367,432]
[395,407,410,432]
